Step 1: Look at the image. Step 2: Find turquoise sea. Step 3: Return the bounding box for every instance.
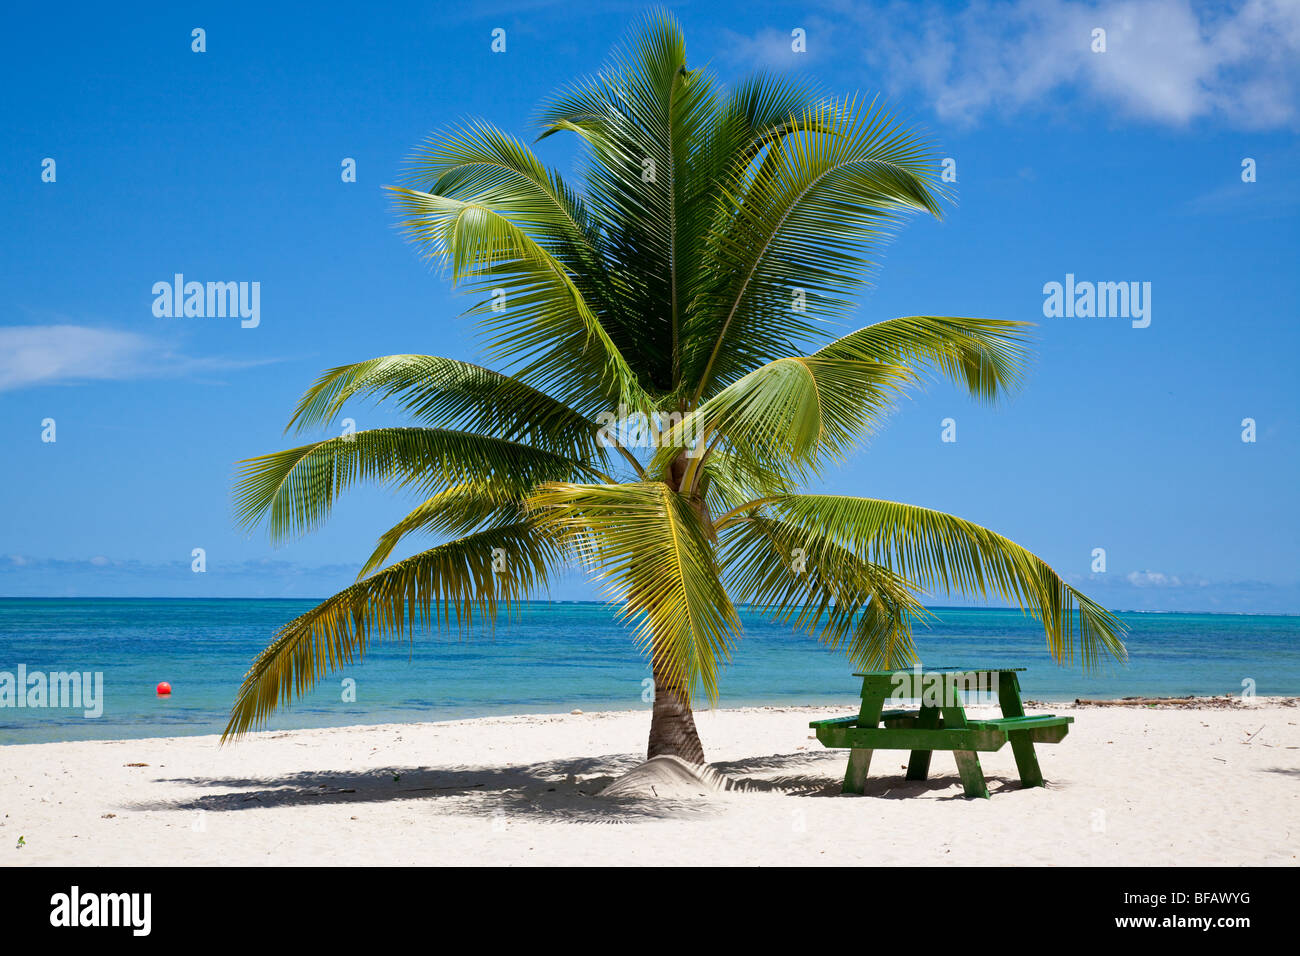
[0,598,1296,745]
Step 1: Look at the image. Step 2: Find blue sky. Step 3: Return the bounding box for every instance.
[1,0,1297,612]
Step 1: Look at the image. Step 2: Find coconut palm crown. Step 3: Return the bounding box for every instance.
[225,13,1127,762]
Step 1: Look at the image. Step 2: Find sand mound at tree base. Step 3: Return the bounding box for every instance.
[597,755,736,798]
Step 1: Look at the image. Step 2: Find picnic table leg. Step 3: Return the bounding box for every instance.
[998,671,1045,788]
[904,704,942,781]
[843,694,885,794]
[844,748,872,794]
[942,690,989,799]
[1008,732,1044,788]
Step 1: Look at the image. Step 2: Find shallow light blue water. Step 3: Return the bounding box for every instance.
[0,598,1296,744]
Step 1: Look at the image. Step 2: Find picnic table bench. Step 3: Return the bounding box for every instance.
[810,668,1072,799]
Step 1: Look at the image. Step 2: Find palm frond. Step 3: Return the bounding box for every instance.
[223,520,564,740]
[685,96,946,400]
[700,448,796,516]
[401,120,599,251]
[233,428,594,542]
[815,315,1031,404]
[387,187,648,417]
[285,353,610,462]
[651,354,912,488]
[721,512,926,669]
[760,494,1128,668]
[537,10,720,394]
[528,480,740,702]
[658,316,1032,482]
[358,481,525,579]
[704,73,821,178]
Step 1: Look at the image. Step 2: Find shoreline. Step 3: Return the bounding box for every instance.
[4,597,1298,616]
[2,700,1297,865]
[3,694,1292,749]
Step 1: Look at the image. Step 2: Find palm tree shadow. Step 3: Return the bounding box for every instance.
[860,773,1026,800]
[125,748,1038,821]
[710,750,1026,799]
[708,750,844,795]
[126,753,722,822]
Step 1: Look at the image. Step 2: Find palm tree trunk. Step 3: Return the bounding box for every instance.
[647,662,705,765]
[644,452,708,765]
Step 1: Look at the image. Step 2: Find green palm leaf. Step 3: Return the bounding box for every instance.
[357,481,525,579]
[529,481,740,703]
[387,187,648,417]
[650,353,908,487]
[222,520,565,740]
[285,354,610,462]
[685,96,946,400]
[233,428,595,542]
[537,12,720,393]
[653,314,1030,493]
[722,512,926,669]
[758,494,1128,668]
[815,315,1030,403]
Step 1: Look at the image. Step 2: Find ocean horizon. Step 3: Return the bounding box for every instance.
[1,598,1296,746]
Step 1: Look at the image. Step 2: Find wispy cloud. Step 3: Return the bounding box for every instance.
[0,325,275,392]
[1183,172,1300,218]
[0,555,360,577]
[841,0,1300,129]
[717,22,830,70]
[1124,569,1203,588]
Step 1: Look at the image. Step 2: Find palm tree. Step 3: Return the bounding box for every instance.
[224,13,1126,763]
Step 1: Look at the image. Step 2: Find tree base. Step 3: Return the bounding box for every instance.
[598,755,732,797]
[647,673,705,765]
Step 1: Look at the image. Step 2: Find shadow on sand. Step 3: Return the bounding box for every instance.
[123,749,1029,821]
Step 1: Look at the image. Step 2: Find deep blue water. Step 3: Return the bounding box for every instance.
[0,598,1296,744]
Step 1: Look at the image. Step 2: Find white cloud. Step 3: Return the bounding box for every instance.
[0,325,273,391]
[1123,569,1212,587]
[848,0,1300,128]
[718,23,829,69]
[1126,570,1173,586]
[0,555,362,576]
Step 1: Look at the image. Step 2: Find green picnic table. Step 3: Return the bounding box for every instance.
[809,668,1073,799]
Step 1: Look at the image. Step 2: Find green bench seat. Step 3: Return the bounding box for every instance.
[966,714,1073,744]
[811,712,1072,735]
[810,709,917,730]
[966,714,1072,731]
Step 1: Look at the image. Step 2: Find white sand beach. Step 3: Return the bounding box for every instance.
[2,700,1296,866]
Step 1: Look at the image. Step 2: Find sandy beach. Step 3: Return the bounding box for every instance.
[2,700,1296,867]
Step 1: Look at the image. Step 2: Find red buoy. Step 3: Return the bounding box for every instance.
[156,681,172,696]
